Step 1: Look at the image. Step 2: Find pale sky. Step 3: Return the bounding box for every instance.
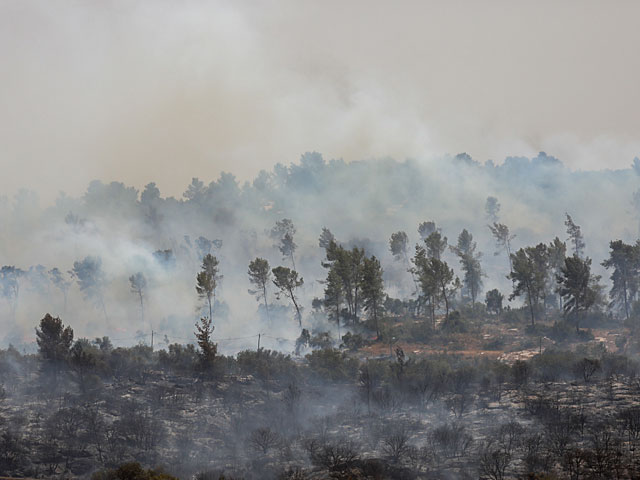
[1,0,639,202]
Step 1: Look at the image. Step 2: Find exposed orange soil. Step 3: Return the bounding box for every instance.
[360,341,504,359]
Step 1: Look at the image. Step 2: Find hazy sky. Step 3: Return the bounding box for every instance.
[1,0,639,202]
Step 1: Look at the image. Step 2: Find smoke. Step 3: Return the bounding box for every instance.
[1,0,639,204]
[0,151,638,352]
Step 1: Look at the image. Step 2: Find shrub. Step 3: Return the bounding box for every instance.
[600,353,638,379]
[483,336,506,350]
[531,349,579,382]
[440,312,468,334]
[340,332,366,351]
[305,349,359,382]
[403,321,434,343]
[309,332,333,350]
[235,349,298,383]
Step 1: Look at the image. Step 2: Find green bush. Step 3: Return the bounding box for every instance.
[530,349,579,382]
[483,336,506,350]
[501,307,527,325]
[157,343,198,373]
[235,349,298,382]
[305,348,359,382]
[341,332,367,351]
[440,312,468,334]
[403,321,434,343]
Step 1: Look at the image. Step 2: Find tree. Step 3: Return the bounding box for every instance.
[508,245,549,326]
[35,314,74,386]
[196,254,220,321]
[0,266,24,320]
[602,240,639,321]
[451,229,483,306]
[26,264,48,295]
[347,247,365,322]
[485,289,504,315]
[418,221,437,240]
[382,427,411,464]
[565,213,585,258]
[479,445,511,480]
[573,357,600,382]
[140,181,160,205]
[153,249,175,268]
[424,231,447,261]
[557,255,601,332]
[64,212,86,232]
[48,267,72,312]
[359,360,381,415]
[249,427,280,455]
[633,189,640,237]
[141,182,163,231]
[489,223,516,274]
[69,338,98,395]
[547,237,567,309]
[272,266,304,327]
[414,255,459,321]
[183,177,206,203]
[129,272,147,325]
[485,196,501,223]
[248,257,271,320]
[198,236,221,255]
[318,227,336,250]
[323,244,365,322]
[324,267,343,337]
[72,256,107,320]
[433,258,461,320]
[389,231,409,261]
[271,218,297,269]
[412,246,437,325]
[361,256,385,337]
[390,231,417,293]
[194,316,217,373]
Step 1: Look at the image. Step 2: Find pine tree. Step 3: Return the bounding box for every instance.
[272,266,304,327]
[194,316,217,373]
[557,255,601,332]
[248,257,271,320]
[508,245,549,326]
[36,313,74,387]
[271,219,297,269]
[602,240,639,320]
[565,213,585,257]
[361,256,385,337]
[196,254,220,320]
[450,229,483,306]
[489,223,516,274]
[324,267,343,337]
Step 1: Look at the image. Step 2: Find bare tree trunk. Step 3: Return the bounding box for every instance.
[289,288,301,327]
[262,283,270,321]
[139,292,144,324]
[441,281,449,319]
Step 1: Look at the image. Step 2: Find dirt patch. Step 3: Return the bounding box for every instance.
[359,342,504,360]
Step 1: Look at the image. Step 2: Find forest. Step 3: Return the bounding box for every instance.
[2,153,640,479]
